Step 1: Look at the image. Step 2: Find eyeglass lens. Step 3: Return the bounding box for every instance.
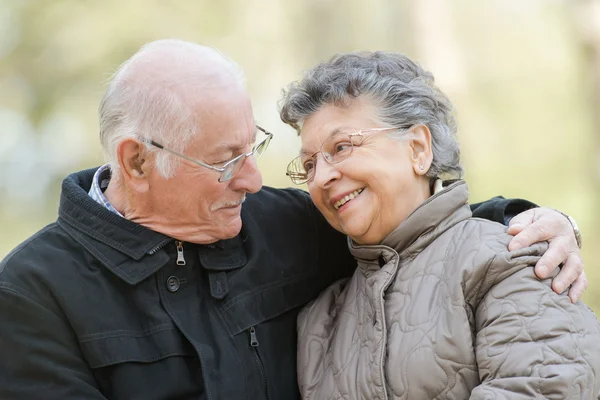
[218,133,271,183]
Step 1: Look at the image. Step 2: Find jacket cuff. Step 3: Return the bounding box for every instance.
[470,196,538,226]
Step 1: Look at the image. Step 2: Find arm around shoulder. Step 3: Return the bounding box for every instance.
[470,247,600,399]
[470,196,536,225]
[0,283,107,399]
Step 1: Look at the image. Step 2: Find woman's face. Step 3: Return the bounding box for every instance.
[300,96,432,245]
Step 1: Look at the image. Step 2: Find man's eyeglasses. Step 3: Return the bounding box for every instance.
[142,125,273,183]
[286,127,401,185]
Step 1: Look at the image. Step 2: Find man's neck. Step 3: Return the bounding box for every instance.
[104,180,127,216]
[104,180,228,245]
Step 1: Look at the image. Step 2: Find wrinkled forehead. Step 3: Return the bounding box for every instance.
[298,99,381,154]
[189,88,256,150]
[299,128,356,157]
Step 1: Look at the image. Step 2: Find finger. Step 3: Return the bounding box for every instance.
[551,253,584,295]
[507,223,524,236]
[509,221,552,251]
[507,209,536,235]
[568,270,588,303]
[533,237,570,279]
[508,210,535,225]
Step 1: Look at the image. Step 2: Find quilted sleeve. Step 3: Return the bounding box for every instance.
[471,251,600,399]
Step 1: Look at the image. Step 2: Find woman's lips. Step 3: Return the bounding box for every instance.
[333,188,364,210]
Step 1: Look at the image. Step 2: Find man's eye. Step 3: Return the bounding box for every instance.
[212,154,234,166]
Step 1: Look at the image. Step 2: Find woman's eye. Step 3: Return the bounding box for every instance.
[303,160,315,173]
[333,141,352,154]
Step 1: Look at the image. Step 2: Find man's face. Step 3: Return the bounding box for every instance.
[143,87,263,243]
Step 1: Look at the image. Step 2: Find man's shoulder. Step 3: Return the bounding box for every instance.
[0,167,102,298]
[0,222,78,289]
[242,186,334,243]
[247,186,310,207]
[244,186,314,217]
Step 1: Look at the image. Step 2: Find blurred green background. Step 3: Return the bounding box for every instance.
[0,0,598,312]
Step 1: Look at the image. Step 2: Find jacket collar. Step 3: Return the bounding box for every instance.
[349,180,472,264]
[57,168,248,285]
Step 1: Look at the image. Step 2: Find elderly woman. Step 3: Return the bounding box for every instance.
[279,52,600,399]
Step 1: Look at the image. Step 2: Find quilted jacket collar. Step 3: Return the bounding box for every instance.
[349,180,472,263]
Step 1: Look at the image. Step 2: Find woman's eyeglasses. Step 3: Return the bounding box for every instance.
[286,127,401,185]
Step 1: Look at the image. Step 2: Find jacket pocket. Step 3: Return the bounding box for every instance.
[79,324,194,368]
[218,272,323,336]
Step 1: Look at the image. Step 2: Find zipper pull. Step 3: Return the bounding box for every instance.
[176,241,186,266]
[249,326,259,347]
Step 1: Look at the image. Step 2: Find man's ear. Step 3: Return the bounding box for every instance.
[116,138,151,193]
[409,124,433,176]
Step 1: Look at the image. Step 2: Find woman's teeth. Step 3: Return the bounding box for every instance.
[334,188,364,210]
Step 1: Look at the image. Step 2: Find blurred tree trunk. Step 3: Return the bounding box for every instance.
[575,0,600,188]
[411,0,466,94]
[574,0,600,308]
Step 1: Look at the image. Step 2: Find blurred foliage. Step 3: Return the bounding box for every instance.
[0,0,598,312]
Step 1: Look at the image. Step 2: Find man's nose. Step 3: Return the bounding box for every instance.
[231,155,262,193]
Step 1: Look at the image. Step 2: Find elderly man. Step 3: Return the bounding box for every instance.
[0,40,587,400]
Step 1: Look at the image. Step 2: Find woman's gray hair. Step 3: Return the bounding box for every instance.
[99,39,245,179]
[279,51,463,178]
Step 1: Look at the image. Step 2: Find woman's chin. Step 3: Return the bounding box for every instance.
[340,222,371,244]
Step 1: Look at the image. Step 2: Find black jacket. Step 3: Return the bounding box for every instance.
[0,168,533,400]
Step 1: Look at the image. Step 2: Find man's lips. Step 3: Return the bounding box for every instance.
[211,197,246,211]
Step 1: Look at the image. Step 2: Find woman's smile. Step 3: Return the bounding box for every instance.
[332,188,365,211]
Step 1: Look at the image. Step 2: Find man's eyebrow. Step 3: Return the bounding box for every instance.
[208,129,258,156]
[299,128,345,156]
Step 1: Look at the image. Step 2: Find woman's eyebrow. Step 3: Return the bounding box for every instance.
[299,128,346,155]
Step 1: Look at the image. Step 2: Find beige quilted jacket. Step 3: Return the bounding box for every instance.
[298,181,600,399]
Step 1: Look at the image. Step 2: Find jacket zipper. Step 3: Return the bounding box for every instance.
[147,239,173,255]
[176,241,186,266]
[249,326,268,399]
[375,265,397,400]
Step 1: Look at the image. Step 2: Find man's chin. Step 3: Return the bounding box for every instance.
[217,216,243,239]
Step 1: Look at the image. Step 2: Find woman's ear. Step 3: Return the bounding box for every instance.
[409,124,433,176]
[116,138,151,193]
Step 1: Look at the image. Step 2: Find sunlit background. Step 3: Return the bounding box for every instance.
[1,0,599,312]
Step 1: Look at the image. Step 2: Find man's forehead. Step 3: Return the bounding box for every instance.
[188,86,255,148]
[201,126,258,155]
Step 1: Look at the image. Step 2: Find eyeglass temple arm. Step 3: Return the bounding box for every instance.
[256,125,270,135]
[145,139,224,173]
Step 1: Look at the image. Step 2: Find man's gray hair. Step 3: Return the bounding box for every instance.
[279,51,463,178]
[99,39,245,178]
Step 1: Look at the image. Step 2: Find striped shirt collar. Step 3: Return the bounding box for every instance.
[88,164,124,218]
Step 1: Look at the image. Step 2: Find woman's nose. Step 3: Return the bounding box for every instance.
[311,154,341,189]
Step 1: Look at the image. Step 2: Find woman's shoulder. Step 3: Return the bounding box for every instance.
[455,216,511,247]
[447,216,546,260]
[439,217,548,302]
